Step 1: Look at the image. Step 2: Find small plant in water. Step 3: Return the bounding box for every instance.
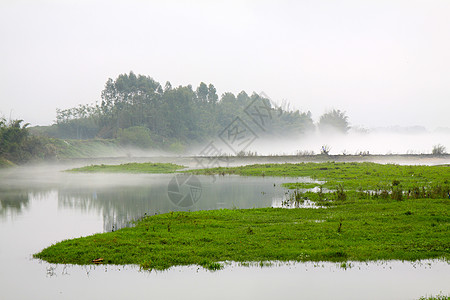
[200,260,223,271]
[339,262,352,269]
[320,145,331,155]
[431,144,447,155]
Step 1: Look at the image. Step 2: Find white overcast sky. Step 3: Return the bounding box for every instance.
[1,0,449,129]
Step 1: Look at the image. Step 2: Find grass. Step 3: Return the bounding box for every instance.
[34,198,449,271]
[34,162,450,271]
[188,162,450,190]
[67,162,186,173]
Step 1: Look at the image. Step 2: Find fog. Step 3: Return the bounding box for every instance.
[239,129,450,156]
[1,0,450,131]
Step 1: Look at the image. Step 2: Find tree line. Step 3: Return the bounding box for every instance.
[46,72,350,147]
[1,71,351,164]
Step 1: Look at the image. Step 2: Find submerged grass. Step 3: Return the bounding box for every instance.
[67,162,186,173]
[35,198,449,271]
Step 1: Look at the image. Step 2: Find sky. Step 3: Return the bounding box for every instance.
[1,0,449,130]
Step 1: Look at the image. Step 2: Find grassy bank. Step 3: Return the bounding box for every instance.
[34,198,449,270]
[50,138,125,159]
[68,162,186,173]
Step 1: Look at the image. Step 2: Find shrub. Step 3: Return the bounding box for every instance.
[432,144,447,155]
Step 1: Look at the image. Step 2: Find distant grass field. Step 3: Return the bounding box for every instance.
[189,162,450,190]
[68,162,186,173]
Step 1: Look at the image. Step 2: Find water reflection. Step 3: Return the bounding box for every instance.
[0,188,54,219]
[56,175,293,232]
[0,189,30,218]
[0,169,297,232]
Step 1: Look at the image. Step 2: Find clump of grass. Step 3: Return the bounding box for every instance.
[334,184,347,201]
[200,261,224,271]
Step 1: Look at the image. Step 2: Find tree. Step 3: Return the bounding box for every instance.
[318,109,350,134]
[207,84,218,104]
[0,119,31,163]
[196,82,208,103]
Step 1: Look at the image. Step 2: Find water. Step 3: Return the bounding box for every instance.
[0,162,448,300]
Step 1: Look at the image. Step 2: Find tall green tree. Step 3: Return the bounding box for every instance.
[196,82,208,103]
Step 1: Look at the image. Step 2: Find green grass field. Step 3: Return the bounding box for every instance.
[189,162,450,190]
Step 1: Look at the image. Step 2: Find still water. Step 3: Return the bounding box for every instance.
[0,162,448,300]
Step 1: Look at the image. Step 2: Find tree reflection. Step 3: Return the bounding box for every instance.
[0,189,30,218]
[56,177,284,232]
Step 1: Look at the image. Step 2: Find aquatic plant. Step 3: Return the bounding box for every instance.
[334,184,347,201]
[432,144,447,156]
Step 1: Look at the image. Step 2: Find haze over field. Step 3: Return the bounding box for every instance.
[1,0,449,132]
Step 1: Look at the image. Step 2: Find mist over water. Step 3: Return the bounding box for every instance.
[208,130,450,157]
